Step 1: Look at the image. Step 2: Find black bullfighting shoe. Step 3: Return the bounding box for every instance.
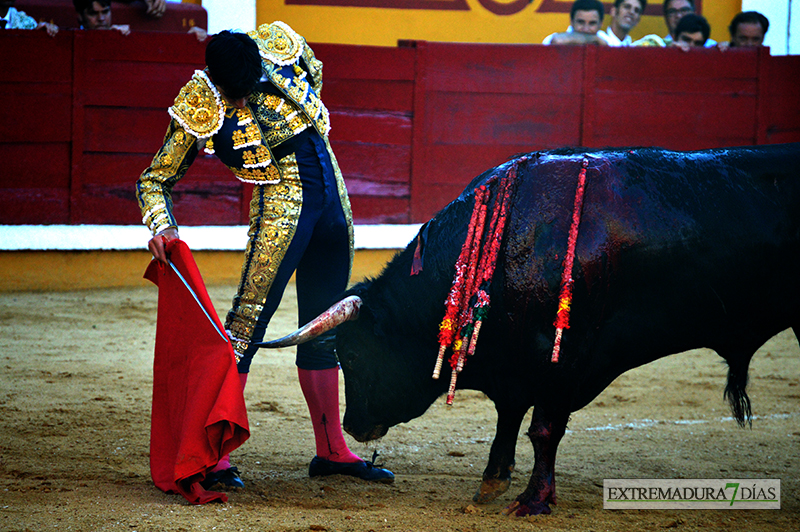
[200,466,245,490]
[308,456,395,484]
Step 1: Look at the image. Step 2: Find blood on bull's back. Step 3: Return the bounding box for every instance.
[501,145,800,408]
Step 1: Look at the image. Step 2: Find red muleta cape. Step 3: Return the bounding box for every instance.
[144,239,249,504]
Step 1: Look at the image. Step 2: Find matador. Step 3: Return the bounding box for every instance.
[136,22,393,487]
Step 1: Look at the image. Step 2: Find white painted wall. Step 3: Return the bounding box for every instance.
[741,0,799,55]
[201,0,257,35]
[0,225,422,251]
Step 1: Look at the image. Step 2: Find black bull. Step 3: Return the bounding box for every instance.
[261,144,800,516]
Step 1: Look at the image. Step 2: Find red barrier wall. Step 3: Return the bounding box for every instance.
[1,30,73,224]
[2,31,798,227]
[16,0,207,32]
[303,42,417,224]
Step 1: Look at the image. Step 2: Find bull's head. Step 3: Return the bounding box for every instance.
[258,286,449,442]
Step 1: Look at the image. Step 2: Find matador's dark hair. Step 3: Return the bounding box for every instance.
[205,30,262,100]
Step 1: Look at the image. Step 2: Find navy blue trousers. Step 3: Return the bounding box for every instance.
[236,131,350,372]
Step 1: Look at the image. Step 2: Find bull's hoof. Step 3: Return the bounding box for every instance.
[515,500,552,516]
[501,499,552,517]
[473,477,512,503]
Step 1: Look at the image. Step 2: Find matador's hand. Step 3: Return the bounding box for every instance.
[148,227,179,263]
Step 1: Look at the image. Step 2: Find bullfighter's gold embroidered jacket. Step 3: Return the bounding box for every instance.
[135,21,351,240]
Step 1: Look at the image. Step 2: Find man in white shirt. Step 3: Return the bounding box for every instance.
[542,0,607,46]
[598,0,645,46]
[661,0,716,47]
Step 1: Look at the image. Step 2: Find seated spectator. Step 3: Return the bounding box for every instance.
[633,0,715,48]
[74,0,130,35]
[543,0,607,46]
[0,0,57,35]
[727,11,769,48]
[119,0,167,19]
[73,0,207,40]
[661,0,692,45]
[671,13,710,49]
[598,0,645,46]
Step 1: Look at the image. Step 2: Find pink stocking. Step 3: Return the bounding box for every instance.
[211,373,249,472]
[298,367,361,463]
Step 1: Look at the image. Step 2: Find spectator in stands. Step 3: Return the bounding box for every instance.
[659,0,716,47]
[74,0,130,35]
[671,13,710,49]
[137,25,394,489]
[598,0,645,46]
[728,11,769,48]
[0,0,58,35]
[73,0,206,40]
[542,0,607,45]
[661,0,693,45]
[633,0,716,48]
[119,0,167,19]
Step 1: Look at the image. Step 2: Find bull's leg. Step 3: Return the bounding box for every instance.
[473,405,527,503]
[503,406,569,516]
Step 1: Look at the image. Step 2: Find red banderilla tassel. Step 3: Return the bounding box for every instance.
[551,157,589,363]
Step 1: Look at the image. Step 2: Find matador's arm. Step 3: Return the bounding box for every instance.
[135,119,201,236]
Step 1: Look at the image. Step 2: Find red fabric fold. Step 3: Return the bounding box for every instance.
[144,239,249,504]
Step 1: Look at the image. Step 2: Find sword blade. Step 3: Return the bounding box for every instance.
[167,260,228,343]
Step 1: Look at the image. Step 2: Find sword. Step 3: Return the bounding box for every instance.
[167,260,229,343]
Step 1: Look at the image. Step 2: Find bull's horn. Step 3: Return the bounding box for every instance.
[255,295,362,348]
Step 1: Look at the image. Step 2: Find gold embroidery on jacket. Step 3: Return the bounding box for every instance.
[248,21,304,66]
[231,129,246,149]
[167,70,225,139]
[242,145,272,168]
[267,66,330,137]
[226,153,303,357]
[136,120,198,234]
[229,165,281,185]
[251,93,312,147]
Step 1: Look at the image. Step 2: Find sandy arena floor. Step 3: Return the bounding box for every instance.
[1,281,798,531]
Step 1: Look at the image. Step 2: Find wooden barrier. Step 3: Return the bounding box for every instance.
[1,30,73,224]
[316,42,417,224]
[16,0,207,32]
[408,42,588,220]
[2,30,798,227]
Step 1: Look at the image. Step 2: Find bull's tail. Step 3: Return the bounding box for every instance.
[724,360,752,428]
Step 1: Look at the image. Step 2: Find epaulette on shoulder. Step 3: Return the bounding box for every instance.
[168,70,225,139]
[248,21,304,66]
